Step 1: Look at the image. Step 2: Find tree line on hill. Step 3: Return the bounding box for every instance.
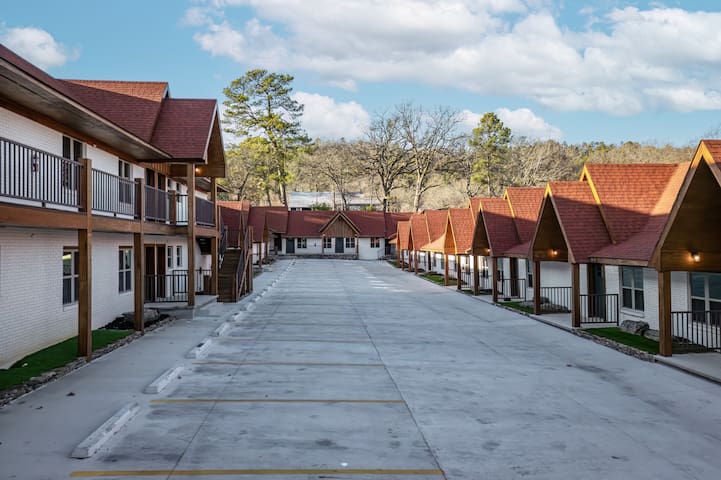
[220,70,694,212]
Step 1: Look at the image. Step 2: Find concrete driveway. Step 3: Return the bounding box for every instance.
[1,259,721,479]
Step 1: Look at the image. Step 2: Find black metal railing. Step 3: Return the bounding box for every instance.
[478,273,492,291]
[196,197,215,226]
[460,268,472,289]
[145,271,188,303]
[498,278,526,300]
[538,286,572,313]
[580,293,619,324]
[91,169,135,216]
[145,185,170,222]
[0,136,82,208]
[175,194,189,224]
[672,311,721,353]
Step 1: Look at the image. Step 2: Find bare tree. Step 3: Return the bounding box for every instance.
[304,140,360,210]
[398,103,463,211]
[356,111,413,212]
[506,138,580,187]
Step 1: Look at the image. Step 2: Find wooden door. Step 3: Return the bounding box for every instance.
[510,258,519,297]
[588,263,606,318]
[335,237,344,253]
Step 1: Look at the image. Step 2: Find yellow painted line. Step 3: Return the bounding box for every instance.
[222,338,369,344]
[193,361,385,367]
[71,468,443,477]
[151,398,404,404]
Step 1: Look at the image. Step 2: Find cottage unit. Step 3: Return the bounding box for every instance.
[0,45,250,368]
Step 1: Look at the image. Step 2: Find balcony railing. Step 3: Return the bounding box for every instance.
[196,197,215,226]
[672,311,721,353]
[498,278,526,300]
[91,169,135,216]
[145,185,170,222]
[580,293,619,324]
[145,268,214,303]
[538,286,572,313]
[0,136,83,208]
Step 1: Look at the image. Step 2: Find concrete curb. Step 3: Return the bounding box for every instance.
[212,322,232,337]
[186,338,213,359]
[144,365,184,394]
[70,402,140,458]
[654,356,721,385]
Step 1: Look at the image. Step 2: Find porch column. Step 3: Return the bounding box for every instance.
[210,236,218,295]
[658,270,673,356]
[444,254,449,286]
[133,232,144,332]
[77,158,92,360]
[427,252,431,271]
[210,177,217,226]
[414,250,418,274]
[456,256,462,290]
[356,235,359,257]
[533,260,541,315]
[571,263,581,328]
[169,190,177,225]
[322,235,325,257]
[492,257,499,303]
[186,164,196,307]
[472,255,480,295]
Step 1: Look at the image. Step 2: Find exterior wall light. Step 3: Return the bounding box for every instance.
[551,249,558,257]
[691,251,701,263]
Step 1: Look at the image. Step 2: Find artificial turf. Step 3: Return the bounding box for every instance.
[0,329,132,390]
[584,327,660,354]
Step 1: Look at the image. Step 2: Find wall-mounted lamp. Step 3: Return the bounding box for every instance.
[691,251,701,263]
[484,247,491,255]
[195,167,201,173]
[551,249,558,257]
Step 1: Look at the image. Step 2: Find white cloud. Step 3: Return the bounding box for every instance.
[292,92,370,139]
[0,26,76,69]
[461,108,562,140]
[187,2,721,114]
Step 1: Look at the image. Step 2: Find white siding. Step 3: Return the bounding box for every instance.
[358,238,384,260]
[539,261,572,287]
[0,107,63,156]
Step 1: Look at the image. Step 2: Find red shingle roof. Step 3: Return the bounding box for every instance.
[265,207,289,234]
[344,211,386,237]
[247,206,269,243]
[425,210,448,243]
[151,99,217,160]
[285,211,335,237]
[384,212,412,238]
[409,213,431,249]
[448,208,474,254]
[478,198,520,256]
[397,221,411,250]
[505,187,544,244]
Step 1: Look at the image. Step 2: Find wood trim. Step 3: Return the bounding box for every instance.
[133,232,144,332]
[186,164,196,306]
[571,263,580,328]
[658,270,672,356]
[580,166,616,244]
[533,260,541,315]
[492,257,499,303]
[472,255,479,296]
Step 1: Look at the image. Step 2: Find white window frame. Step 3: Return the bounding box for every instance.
[526,259,533,289]
[323,237,332,249]
[176,246,183,267]
[167,246,173,268]
[297,238,307,249]
[621,266,644,311]
[370,237,380,248]
[119,247,132,293]
[63,249,79,305]
[345,237,356,249]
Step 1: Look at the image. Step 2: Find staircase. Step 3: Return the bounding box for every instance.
[218,249,243,302]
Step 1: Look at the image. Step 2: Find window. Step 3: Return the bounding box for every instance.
[119,248,132,293]
[62,249,79,305]
[690,273,721,326]
[176,246,183,267]
[621,266,644,311]
[323,237,332,249]
[119,160,132,204]
[345,237,356,249]
[526,259,533,289]
[297,238,307,249]
[167,246,173,268]
[62,136,83,189]
[370,237,380,248]
[480,257,489,278]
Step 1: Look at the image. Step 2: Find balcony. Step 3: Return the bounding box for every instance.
[1,137,216,229]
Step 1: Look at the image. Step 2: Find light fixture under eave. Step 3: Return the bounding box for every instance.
[691,251,701,263]
[195,167,201,173]
[551,249,558,257]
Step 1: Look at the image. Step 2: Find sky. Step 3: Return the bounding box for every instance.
[2,0,721,146]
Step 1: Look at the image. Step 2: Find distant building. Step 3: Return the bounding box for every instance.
[288,191,380,211]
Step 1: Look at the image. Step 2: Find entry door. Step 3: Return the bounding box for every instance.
[145,245,167,301]
[286,238,295,254]
[335,237,344,253]
[588,263,606,318]
[510,258,519,297]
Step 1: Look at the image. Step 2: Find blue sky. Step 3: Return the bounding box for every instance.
[2,0,721,146]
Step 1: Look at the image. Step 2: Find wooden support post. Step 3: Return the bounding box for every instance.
[444,254,449,286]
[492,257,499,303]
[322,236,325,258]
[658,270,673,356]
[533,260,541,315]
[472,255,480,295]
[210,177,217,227]
[211,236,218,295]
[186,164,196,307]
[133,232,144,332]
[414,250,418,274]
[456,256,462,290]
[78,158,92,360]
[355,235,359,257]
[169,190,177,225]
[571,263,581,328]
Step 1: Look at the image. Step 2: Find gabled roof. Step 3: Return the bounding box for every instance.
[541,181,612,263]
[448,208,475,254]
[344,211,386,237]
[320,211,361,235]
[285,211,335,237]
[151,98,217,161]
[504,187,544,244]
[62,80,168,141]
[425,210,449,243]
[409,213,431,250]
[247,206,270,243]
[397,221,412,250]
[265,207,289,234]
[469,197,482,214]
[384,212,412,238]
[478,197,520,256]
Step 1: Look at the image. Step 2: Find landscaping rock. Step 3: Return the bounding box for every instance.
[620,320,649,335]
[644,328,659,340]
[122,308,160,324]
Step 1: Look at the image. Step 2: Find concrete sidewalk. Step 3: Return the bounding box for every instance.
[0,259,292,479]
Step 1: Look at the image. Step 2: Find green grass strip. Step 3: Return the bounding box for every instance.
[420,272,457,286]
[584,327,659,354]
[0,329,132,390]
[500,301,534,314]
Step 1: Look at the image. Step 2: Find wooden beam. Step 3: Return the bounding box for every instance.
[533,260,541,315]
[0,202,86,229]
[77,158,92,360]
[444,254,449,286]
[456,256,462,290]
[414,250,418,274]
[492,257,499,303]
[133,231,144,332]
[472,255,479,295]
[571,263,580,328]
[658,270,673,356]
[186,164,196,307]
[211,236,218,295]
